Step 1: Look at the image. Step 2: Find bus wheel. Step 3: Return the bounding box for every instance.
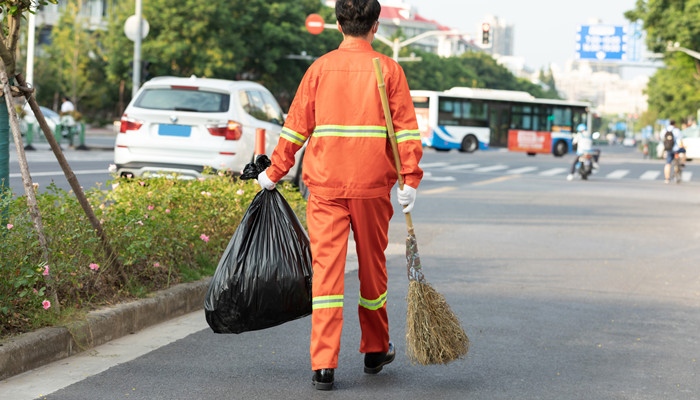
[460,135,478,153]
[434,147,451,152]
[527,152,536,157]
[553,140,568,157]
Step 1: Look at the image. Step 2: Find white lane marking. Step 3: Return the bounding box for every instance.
[9,169,108,178]
[506,166,538,174]
[539,168,567,176]
[419,162,449,168]
[606,170,630,179]
[442,163,479,171]
[422,171,456,182]
[473,164,508,172]
[472,175,520,186]
[682,171,693,181]
[640,171,661,180]
[421,186,458,195]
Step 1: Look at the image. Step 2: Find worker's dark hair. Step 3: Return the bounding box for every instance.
[335,0,381,37]
[669,119,676,126]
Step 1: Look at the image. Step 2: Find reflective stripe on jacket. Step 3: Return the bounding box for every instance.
[266,39,423,199]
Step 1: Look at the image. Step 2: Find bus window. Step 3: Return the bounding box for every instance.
[511,104,533,130]
[550,107,573,132]
[462,100,489,127]
[531,105,546,131]
[438,97,460,126]
[412,96,429,109]
[573,109,588,130]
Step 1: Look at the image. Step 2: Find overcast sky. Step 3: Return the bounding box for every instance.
[399,0,638,70]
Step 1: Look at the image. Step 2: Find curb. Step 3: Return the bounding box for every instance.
[0,278,211,381]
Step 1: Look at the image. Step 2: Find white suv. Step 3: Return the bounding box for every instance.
[114,75,303,187]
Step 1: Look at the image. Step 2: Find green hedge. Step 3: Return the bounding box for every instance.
[0,173,307,337]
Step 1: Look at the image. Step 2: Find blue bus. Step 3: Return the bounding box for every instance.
[411,88,590,156]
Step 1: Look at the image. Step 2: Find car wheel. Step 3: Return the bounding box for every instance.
[459,135,478,153]
[434,147,450,152]
[553,140,568,157]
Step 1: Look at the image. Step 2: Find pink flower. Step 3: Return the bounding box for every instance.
[200,191,211,197]
[89,263,99,271]
[154,262,160,268]
[236,189,245,196]
[147,205,154,210]
[111,182,120,190]
[136,220,144,226]
[165,209,170,213]
[6,224,13,229]
[42,265,49,276]
[139,181,146,186]
[42,300,51,310]
[33,288,38,295]
[200,234,210,243]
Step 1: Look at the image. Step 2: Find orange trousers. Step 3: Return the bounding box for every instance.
[307,193,394,370]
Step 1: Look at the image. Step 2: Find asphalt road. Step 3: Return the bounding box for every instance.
[3,144,700,399]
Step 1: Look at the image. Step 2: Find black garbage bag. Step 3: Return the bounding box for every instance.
[204,155,313,334]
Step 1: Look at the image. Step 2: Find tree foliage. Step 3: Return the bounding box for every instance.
[30,1,556,122]
[625,0,700,123]
[400,49,559,99]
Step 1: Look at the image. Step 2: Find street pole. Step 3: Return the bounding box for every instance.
[26,7,36,86]
[132,0,143,98]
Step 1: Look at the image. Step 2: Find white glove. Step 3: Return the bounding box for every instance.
[396,185,417,213]
[257,170,276,190]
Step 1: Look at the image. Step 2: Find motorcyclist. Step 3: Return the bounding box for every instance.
[567,124,600,180]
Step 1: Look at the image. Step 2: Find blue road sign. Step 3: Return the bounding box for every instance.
[575,25,629,61]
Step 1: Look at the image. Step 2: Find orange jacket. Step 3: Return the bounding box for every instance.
[266,38,423,199]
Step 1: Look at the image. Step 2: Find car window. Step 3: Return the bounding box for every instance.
[240,90,284,125]
[683,126,700,139]
[135,88,230,112]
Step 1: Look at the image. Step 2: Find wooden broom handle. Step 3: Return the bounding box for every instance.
[372,58,414,234]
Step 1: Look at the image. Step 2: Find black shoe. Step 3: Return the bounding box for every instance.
[364,342,395,374]
[312,368,334,390]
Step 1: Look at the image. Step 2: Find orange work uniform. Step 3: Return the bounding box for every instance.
[266,38,423,370]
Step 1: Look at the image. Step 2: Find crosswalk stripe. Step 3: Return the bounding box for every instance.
[419,162,449,168]
[422,171,456,182]
[473,164,508,172]
[640,171,661,180]
[606,170,630,179]
[507,166,538,174]
[539,168,567,176]
[419,163,695,182]
[442,163,479,171]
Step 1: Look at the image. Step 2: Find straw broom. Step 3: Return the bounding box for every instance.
[372,58,469,365]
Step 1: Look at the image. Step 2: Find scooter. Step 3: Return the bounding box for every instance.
[575,151,594,180]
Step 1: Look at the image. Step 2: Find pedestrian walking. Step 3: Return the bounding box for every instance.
[256,0,423,390]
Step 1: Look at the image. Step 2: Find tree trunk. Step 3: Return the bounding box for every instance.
[0,65,60,312]
[15,73,128,285]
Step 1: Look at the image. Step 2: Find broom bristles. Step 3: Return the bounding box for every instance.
[405,280,469,365]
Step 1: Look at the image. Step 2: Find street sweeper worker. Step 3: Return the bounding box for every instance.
[256,0,423,391]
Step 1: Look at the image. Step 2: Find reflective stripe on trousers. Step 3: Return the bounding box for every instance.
[307,194,393,370]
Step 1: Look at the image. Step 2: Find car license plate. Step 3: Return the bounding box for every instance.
[158,124,191,137]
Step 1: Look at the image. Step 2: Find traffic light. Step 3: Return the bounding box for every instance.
[481,23,490,46]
